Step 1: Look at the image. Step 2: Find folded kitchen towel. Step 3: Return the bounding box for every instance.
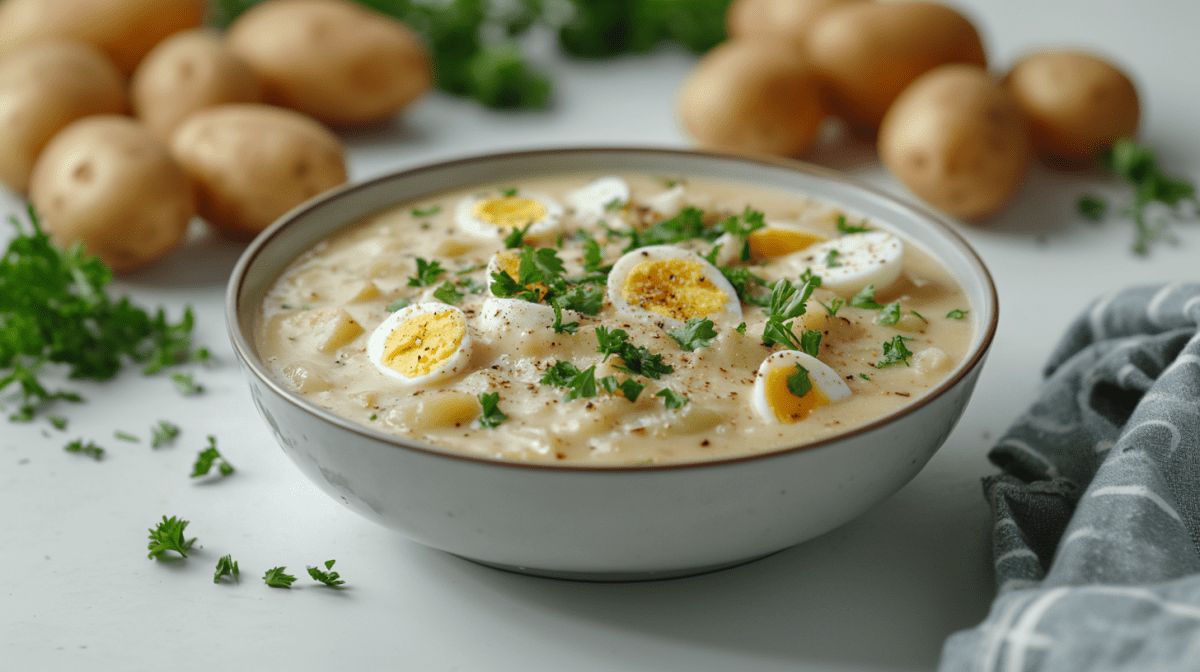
[939,282,1200,672]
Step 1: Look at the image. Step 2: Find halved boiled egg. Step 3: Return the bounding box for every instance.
[566,176,629,225]
[607,245,742,327]
[367,303,473,386]
[455,189,564,242]
[752,350,851,424]
[801,231,904,295]
[486,250,548,299]
[712,222,826,265]
[477,296,559,334]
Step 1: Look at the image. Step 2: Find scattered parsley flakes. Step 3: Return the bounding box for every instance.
[849,284,885,310]
[477,392,508,428]
[735,322,747,335]
[598,375,645,402]
[407,258,446,287]
[263,567,297,588]
[666,318,717,351]
[786,364,813,397]
[655,388,688,410]
[836,215,872,235]
[503,223,532,249]
[171,372,203,395]
[190,436,234,478]
[551,302,578,335]
[946,309,969,320]
[819,297,845,317]
[48,415,67,431]
[411,205,442,218]
[554,284,604,316]
[214,555,240,584]
[432,281,464,304]
[64,438,103,460]
[386,298,411,312]
[114,430,139,443]
[858,373,871,381]
[151,420,180,448]
[824,249,842,268]
[875,336,915,369]
[911,310,928,323]
[540,361,597,401]
[147,515,195,560]
[875,301,902,326]
[499,187,518,198]
[307,560,345,587]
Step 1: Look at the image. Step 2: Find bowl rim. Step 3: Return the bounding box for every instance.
[226,146,999,473]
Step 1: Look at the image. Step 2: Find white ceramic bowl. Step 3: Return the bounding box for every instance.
[227,147,998,580]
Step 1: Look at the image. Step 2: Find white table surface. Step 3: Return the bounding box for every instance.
[4,1,1198,670]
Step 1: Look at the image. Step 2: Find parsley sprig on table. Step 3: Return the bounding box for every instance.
[214,555,240,584]
[307,560,346,587]
[147,516,195,560]
[65,439,104,460]
[263,567,297,588]
[191,436,234,478]
[0,209,208,422]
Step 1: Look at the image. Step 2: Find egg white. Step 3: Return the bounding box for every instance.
[367,303,473,386]
[752,350,851,424]
[607,245,743,328]
[802,231,904,295]
[454,189,564,242]
[566,176,629,225]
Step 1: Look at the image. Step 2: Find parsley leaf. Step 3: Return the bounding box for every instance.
[666,318,717,351]
[64,438,103,460]
[1099,137,1198,254]
[411,205,442,218]
[551,302,579,335]
[114,430,139,443]
[307,559,345,587]
[499,187,518,198]
[214,555,240,584]
[655,388,688,410]
[719,206,767,238]
[946,309,969,320]
[477,392,508,428]
[800,329,822,358]
[386,298,411,312]
[911,310,928,323]
[836,215,872,235]
[598,375,645,402]
[503,223,531,249]
[433,281,464,304]
[786,364,812,397]
[824,249,842,267]
[875,336,915,368]
[849,285,885,310]
[554,284,603,316]
[735,322,747,335]
[875,301,902,326]
[858,373,871,381]
[151,420,179,448]
[582,235,612,273]
[593,329,674,379]
[263,567,297,588]
[541,361,597,401]
[819,297,845,317]
[147,515,195,560]
[717,265,769,307]
[407,258,446,287]
[761,277,820,351]
[48,415,67,431]
[191,436,234,478]
[171,372,203,395]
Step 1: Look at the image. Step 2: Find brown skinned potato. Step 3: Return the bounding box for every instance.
[726,0,866,44]
[1004,50,1140,168]
[807,0,987,133]
[0,0,206,76]
[878,64,1030,221]
[0,40,127,193]
[131,29,264,143]
[227,0,431,126]
[28,115,195,272]
[169,103,348,239]
[677,38,827,158]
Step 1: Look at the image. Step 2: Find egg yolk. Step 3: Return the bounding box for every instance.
[622,258,728,322]
[764,366,831,423]
[747,229,825,258]
[381,311,465,378]
[473,197,546,228]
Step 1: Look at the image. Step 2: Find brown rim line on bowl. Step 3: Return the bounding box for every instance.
[227,147,999,581]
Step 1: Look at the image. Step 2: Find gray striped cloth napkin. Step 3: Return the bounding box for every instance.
[939,282,1200,672]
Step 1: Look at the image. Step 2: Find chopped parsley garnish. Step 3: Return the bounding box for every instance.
[719,206,767,238]
[1077,195,1107,221]
[307,560,345,587]
[456,277,487,294]
[554,284,604,316]
[858,373,871,381]
[786,364,812,397]
[433,281,464,304]
[214,555,240,584]
[819,297,845,317]
[605,198,625,211]
[65,439,103,460]
[551,302,578,335]
[151,420,180,448]
[735,322,747,335]
[761,277,822,354]
[593,327,673,379]
[824,249,842,267]
[666,318,717,351]
[455,263,488,276]
[836,215,872,235]
[147,515,195,560]
[849,284,885,310]
[875,301,902,326]
[717,265,770,306]
[503,223,531,249]
[598,375,645,402]
[655,388,688,410]
[540,361,597,401]
[875,336,915,368]
[190,436,234,478]
[911,310,927,323]
[499,187,518,198]
[386,299,411,313]
[477,392,508,428]
[622,206,766,254]
[0,208,206,422]
[799,329,822,358]
[48,415,67,431]
[411,205,442,218]
[407,258,446,287]
[946,309,969,320]
[114,430,139,443]
[171,372,203,395]
[1097,137,1198,254]
[581,234,612,273]
[263,567,297,588]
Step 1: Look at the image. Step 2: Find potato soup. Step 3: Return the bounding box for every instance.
[255,173,974,465]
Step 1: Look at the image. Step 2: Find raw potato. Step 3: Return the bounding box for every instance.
[28,115,194,272]
[0,0,206,76]
[0,40,126,193]
[131,29,264,143]
[169,103,348,238]
[1004,50,1140,167]
[726,0,864,43]
[227,0,431,126]
[878,64,1029,221]
[677,38,827,157]
[807,0,987,132]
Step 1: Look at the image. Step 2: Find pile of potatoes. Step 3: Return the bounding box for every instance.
[678,0,1141,222]
[0,0,431,272]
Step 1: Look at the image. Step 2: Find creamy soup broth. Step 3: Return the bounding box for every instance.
[256,173,974,465]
